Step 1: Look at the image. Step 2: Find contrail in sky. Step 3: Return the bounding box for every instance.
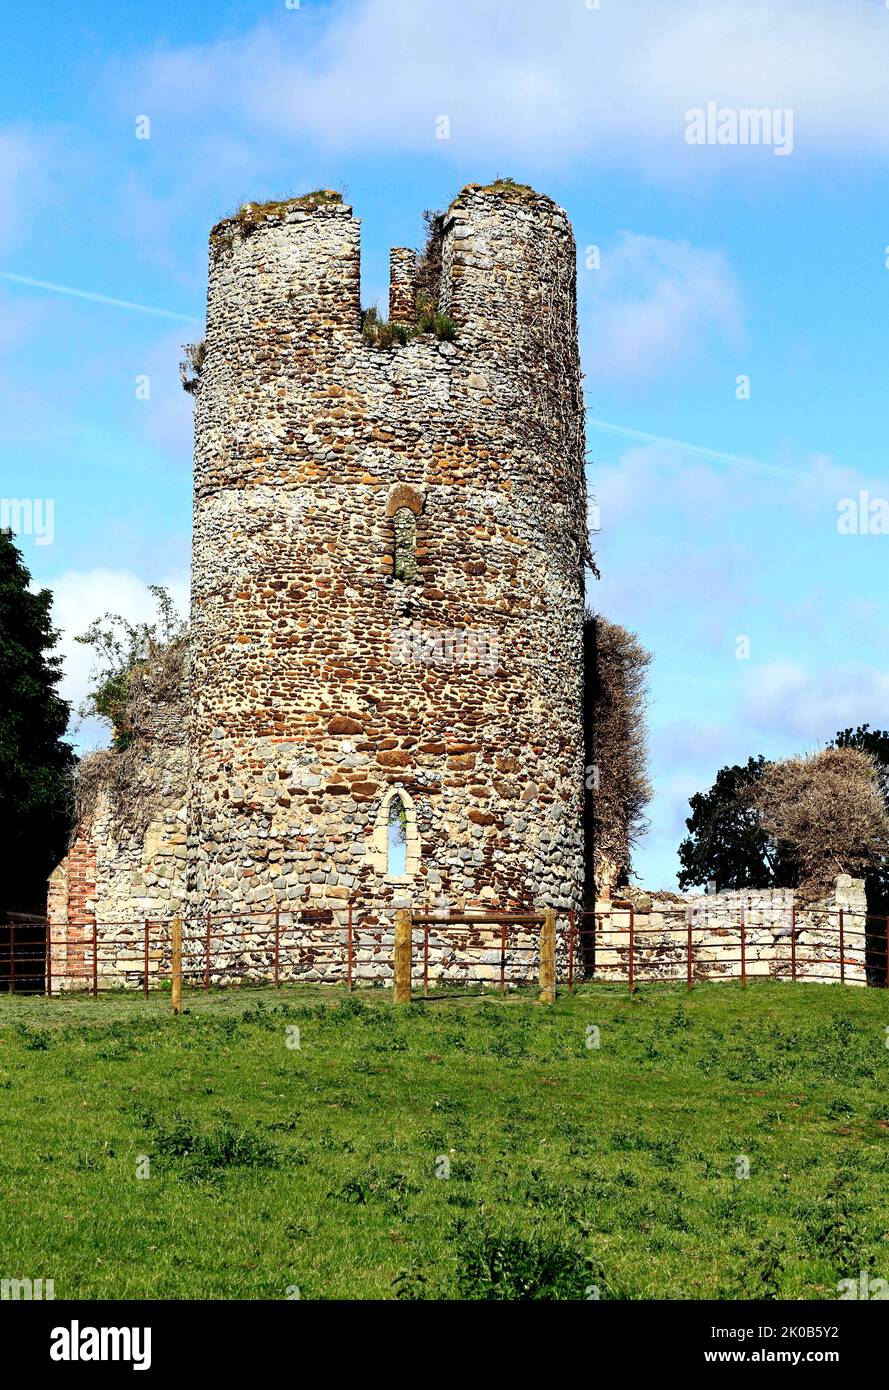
[585,416,800,479]
[0,270,200,322]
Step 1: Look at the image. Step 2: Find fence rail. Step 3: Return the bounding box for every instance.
[1,899,887,1004]
[569,901,889,992]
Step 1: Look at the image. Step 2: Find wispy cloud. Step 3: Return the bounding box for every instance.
[0,271,199,322]
[581,232,743,383]
[114,0,889,170]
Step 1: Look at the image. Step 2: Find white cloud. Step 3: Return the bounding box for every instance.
[740,661,889,742]
[0,125,67,255]
[46,568,190,750]
[582,233,742,382]
[117,1,889,170]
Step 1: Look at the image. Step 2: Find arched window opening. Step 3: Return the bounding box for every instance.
[387,795,408,877]
[393,506,418,582]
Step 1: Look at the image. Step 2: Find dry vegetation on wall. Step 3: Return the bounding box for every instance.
[360,210,455,348]
[74,639,188,838]
[73,590,188,839]
[749,746,889,903]
[209,189,345,255]
[587,615,653,891]
[180,340,206,395]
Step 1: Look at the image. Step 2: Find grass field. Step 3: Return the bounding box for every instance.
[1,979,888,1300]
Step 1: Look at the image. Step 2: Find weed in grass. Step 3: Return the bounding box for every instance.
[453,1225,602,1301]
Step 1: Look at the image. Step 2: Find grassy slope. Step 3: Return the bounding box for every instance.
[0,980,888,1300]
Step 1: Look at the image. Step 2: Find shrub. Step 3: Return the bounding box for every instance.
[454,1226,600,1300]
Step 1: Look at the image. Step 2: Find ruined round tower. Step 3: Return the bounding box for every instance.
[187,181,588,920]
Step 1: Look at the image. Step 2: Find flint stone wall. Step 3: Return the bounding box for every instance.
[594,876,870,986]
[188,183,587,924]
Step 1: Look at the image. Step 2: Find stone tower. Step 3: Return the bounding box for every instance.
[187,180,588,920]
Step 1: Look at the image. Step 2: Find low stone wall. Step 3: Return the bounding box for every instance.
[593,876,871,987]
[47,905,576,994]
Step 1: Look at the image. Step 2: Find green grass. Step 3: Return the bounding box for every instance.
[1,980,888,1300]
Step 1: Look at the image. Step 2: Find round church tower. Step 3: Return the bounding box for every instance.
[187,181,587,920]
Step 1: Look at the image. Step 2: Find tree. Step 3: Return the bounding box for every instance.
[677,756,798,892]
[0,530,75,914]
[679,727,889,904]
[750,746,889,901]
[829,726,889,911]
[75,585,187,750]
[586,614,652,895]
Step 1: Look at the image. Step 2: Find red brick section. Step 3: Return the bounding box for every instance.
[49,834,96,977]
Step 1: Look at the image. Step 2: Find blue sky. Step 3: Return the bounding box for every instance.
[2,0,888,888]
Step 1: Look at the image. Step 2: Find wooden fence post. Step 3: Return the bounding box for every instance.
[394,908,413,1004]
[171,916,182,1015]
[538,908,556,1004]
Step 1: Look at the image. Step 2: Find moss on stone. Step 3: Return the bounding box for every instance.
[210,189,344,251]
[463,178,539,202]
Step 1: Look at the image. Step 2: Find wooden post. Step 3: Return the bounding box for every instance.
[499,920,507,993]
[204,914,211,992]
[839,908,845,986]
[171,916,182,1015]
[91,921,98,999]
[740,906,747,989]
[144,920,150,997]
[393,908,412,1004]
[45,921,52,998]
[274,906,280,989]
[538,908,556,1004]
[686,906,693,991]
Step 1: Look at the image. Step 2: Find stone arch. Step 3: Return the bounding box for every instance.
[367,784,420,880]
[384,483,424,518]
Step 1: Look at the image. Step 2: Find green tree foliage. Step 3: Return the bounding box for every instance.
[679,729,889,906]
[0,531,75,913]
[75,585,186,751]
[677,756,799,892]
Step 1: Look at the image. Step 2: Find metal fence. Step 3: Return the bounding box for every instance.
[1,899,887,1000]
[573,900,889,992]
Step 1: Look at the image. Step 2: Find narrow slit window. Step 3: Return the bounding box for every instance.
[392,506,418,582]
[387,795,408,876]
